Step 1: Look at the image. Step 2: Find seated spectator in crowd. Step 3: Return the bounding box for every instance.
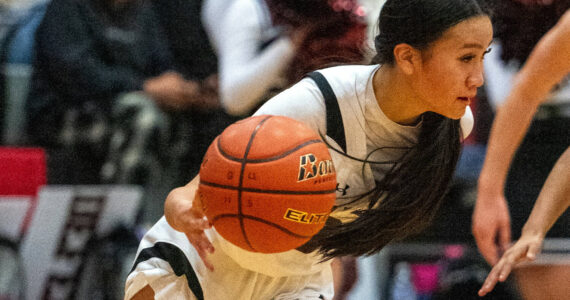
[25,0,208,187]
[24,0,228,225]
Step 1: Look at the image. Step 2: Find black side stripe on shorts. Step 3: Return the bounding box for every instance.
[131,242,204,300]
[306,71,347,153]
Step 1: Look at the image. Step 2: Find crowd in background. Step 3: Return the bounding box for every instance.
[0,0,568,299]
[1,0,369,225]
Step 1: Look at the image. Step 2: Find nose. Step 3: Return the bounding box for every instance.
[467,64,485,89]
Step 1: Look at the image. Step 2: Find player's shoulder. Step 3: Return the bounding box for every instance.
[317,64,378,87]
[312,64,378,99]
[317,64,378,80]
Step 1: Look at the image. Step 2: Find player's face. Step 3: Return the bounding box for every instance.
[414,15,493,119]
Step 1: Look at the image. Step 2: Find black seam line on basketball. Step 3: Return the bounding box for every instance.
[238,115,273,252]
[217,139,325,163]
[212,214,314,239]
[200,181,336,195]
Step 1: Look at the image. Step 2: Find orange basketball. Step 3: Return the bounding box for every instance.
[198,115,337,253]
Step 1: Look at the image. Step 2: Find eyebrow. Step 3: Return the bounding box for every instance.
[461,41,493,49]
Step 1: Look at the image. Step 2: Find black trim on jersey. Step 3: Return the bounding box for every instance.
[131,242,204,300]
[306,71,347,153]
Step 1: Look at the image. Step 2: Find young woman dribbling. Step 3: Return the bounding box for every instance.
[125,0,493,299]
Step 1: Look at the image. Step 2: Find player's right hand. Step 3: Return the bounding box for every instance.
[472,191,512,266]
[164,182,215,271]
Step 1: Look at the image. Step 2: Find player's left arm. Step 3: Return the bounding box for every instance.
[164,176,215,270]
[478,146,570,297]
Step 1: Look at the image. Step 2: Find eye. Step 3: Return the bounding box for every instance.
[460,55,476,62]
[460,48,492,63]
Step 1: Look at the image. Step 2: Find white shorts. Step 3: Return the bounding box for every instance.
[125,217,334,300]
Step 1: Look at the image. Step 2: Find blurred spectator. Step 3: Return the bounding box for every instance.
[150,0,239,189]
[200,0,237,53]
[0,0,45,42]
[24,0,202,188]
[1,0,48,145]
[202,0,368,116]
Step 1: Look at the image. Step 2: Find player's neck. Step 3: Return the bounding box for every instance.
[373,66,424,126]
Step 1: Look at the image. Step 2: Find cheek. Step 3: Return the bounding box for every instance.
[421,67,467,118]
[421,71,455,103]
[426,64,463,98]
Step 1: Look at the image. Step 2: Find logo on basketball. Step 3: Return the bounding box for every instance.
[199,115,337,253]
[297,154,336,182]
[283,208,329,224]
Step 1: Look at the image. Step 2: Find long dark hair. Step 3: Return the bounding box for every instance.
[305,0,486,259]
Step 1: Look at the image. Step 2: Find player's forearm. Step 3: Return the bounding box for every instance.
[478,89,539,195]
[522,147,570,236]
[164,175,200,231]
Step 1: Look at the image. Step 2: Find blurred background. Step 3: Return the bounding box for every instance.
[1,0,568,299]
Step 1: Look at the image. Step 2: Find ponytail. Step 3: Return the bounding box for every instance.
[303,113,461,259]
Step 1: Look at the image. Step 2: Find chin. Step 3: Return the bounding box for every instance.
[436,109,465,120]
[449,106,468,120]
[449,112,464,120]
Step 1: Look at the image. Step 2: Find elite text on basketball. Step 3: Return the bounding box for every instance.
[283,208,329,224]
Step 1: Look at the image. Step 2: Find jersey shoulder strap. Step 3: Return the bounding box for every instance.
[305,71,347,152]
[131,242,204,299]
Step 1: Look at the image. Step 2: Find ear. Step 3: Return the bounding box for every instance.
[393,43,420,75]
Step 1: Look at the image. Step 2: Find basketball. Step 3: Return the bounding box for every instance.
[198,115,337,253]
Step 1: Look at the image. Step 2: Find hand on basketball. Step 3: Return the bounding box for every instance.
[164,181,215,271]
[472,190,512,266]
[478,232,544,297]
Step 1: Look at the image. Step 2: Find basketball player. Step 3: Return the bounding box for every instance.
[125,0,492,298]
[475,9,570,298]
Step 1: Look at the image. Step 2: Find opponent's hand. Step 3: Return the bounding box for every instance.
[164,184,215,271]
[472,191,512,266]
[478,232,544,297]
